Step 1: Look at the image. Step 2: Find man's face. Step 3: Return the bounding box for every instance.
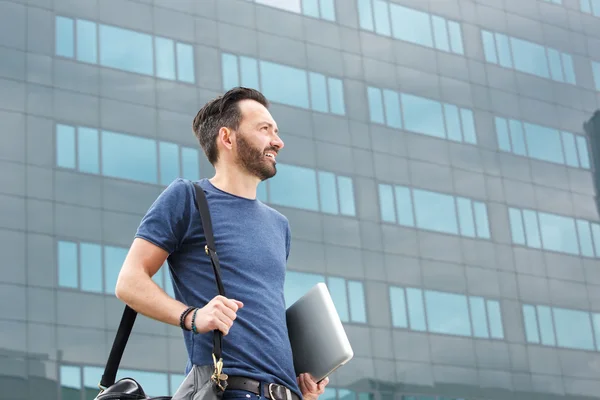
[233,100,284,181]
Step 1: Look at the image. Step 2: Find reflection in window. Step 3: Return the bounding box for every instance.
[367,86,477,144]
[481,30,576,84]
[222,53,345,115]
[379,183,490,239]
[523,303,598,351]
[55,16,195,83]
[55,123,200,186]
[245,0,336,21]
[358,0,464,55]
[284,271,367,323]
[494,116,590,168]
[593,61,600,91]
[261,164,356,216]
[581,0,600,17]
[509,207,600,258]
[390,285,504,340]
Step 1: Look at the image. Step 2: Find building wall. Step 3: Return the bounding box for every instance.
[1,0,600,399]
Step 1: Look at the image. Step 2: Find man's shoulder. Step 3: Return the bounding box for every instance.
[257,200,289,226]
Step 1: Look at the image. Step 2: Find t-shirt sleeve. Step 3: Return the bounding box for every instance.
[135,178,193,254]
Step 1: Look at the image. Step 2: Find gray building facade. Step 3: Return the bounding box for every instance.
[2,0,600,399]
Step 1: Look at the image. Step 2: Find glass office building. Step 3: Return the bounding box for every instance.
[2,0,600,398]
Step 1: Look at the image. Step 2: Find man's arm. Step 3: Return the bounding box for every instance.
[115,237,243,334]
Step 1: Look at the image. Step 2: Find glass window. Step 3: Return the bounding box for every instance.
[383,89,402,129]
[469,297,489,338]
[593,0,600,16]
[594,314,600,351]
[412,189,458,235]
[394,186,414,227]
[222,53,239,90]
[99,24,154,76]
[57,124,76,169]
[537,305,556,346]
[102,131,157,184]
[56,16,74,58]
[561,53,576,84]
[509,208,526,245]
[591,223,600,256]
[257,181,268,202]
[155,37,175,80]
[509,119,527,156]
[510,37,550,79]
[80,243,102,293]
[269,164,319,211]
[487,300,503,339]
[593,61,600,91]
[76,19,97,64]
[538,212,579,255]
[561,132,579,168]
[240,56,260,90]
[495,117,511,152]
[432,16,449,52]
[367,87,385,124]
[358,0,375,30]
[406,288,426,331]
[176,43,194,83]
[523,210,542,248]
[577,220,594,257]
[390,4,433,47]
[373,0,391,36]
[337,176,356,216]
[82,365,104,397]
[320,0,336,21]
[495,33,513,68]
[327,277,349,322]
[523,305,540,343]
[302,0,319,18]
[104,246,128,295]
[77,127,99,174]
[328,78,345,115]
[309,73,328,113]
[473,202,490,239]
[170,374,186,394]
[256,0,301,12]
[318,171,338,214]
[402,94,445,138]
[425,290,471,336]
[460,109,477,144]
[379,184,396,223]
[284,271,324,307]
[456,198,475,238]
[547,48,564,82]
[553,307,594,350]
[582,0,592,12]
[60,365,81,399]
[481,30,497,64]
[523,123,564,164]
[159,142,179,186]
[181,147,199,181]
[163,266,175,298]
[390,286,408,328]
[260,61,309,109]
[576,136,590,169]
[58,241,78,289]
[348,281,367,323]
[444,104,462,142]
[447,21,464,54]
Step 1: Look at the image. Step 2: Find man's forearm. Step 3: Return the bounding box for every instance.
[115,268,188,328]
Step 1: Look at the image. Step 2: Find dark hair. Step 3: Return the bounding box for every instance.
[192,87,269,165]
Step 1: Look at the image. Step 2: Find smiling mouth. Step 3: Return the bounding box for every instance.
[265,152,276,161]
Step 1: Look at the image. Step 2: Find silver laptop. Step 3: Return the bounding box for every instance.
[285,283,354,382]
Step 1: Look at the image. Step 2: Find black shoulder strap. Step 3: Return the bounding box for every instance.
[99,181,225,389]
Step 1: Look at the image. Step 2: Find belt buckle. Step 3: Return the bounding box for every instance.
[268,383,292,400]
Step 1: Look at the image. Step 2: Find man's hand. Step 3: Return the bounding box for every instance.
[297,373,329,400]
[186,295,244,335]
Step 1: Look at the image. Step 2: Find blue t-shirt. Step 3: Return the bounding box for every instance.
[135,178,300,397]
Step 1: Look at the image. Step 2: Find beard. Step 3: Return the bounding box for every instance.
[235,132,277,181]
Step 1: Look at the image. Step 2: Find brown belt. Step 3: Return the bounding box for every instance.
[226,376,300,400]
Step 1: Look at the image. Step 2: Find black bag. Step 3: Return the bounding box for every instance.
[94,183,228,400]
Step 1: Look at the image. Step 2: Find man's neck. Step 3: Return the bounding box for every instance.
[209,165,259,200]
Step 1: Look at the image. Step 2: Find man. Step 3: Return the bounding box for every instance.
[115,87,328,400]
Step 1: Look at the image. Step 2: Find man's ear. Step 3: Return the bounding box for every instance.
[218,126,234,151]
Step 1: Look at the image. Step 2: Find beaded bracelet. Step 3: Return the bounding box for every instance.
[179,306,196,331]
[191,308,200,334]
